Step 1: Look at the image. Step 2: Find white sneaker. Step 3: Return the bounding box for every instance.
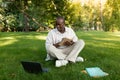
[55,60,68,67]
[76,56,84,62]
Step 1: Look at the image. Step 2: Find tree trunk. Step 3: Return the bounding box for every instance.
[22,0,29,32]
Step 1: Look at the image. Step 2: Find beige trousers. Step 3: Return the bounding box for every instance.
[47,40,85,62]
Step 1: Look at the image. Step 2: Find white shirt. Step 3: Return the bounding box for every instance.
[45,27,78,50]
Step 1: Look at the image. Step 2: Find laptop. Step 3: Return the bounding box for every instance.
[21,61,48,74]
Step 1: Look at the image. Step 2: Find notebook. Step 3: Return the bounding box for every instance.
[85,67,108,77]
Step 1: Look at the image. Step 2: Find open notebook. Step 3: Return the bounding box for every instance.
[85,67,109,77]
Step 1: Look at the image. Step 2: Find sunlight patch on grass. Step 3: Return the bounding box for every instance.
[109,32,120,37]
[86,40,119,49]
[114,32,120,37]
[0,37,15,40]
[35,35,46,40]
[12,35,34,39]
[93,37,119,41]
[116,35,120,37]
[0,37,18,47]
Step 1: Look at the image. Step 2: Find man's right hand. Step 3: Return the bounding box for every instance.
[53,42,60,48]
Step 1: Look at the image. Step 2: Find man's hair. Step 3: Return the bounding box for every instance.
[54,16,65,28]
[56,16,65,22]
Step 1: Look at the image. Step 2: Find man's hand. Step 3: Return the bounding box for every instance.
[53,42,60,48]
[53,38,74,48]
[64,40,74,46]
[60,38,74,46]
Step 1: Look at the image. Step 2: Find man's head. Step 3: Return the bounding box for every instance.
[55,16,65,33]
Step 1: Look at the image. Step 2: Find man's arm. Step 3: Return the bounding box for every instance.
[46,31,54,50]
[70,28,78,42]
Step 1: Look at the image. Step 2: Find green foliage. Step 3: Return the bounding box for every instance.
[0,31,120,80]
[103,0,120,31]
[0,0,120,32]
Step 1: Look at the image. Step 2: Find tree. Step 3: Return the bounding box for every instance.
[103,0,120,31]
[1,0,120,32]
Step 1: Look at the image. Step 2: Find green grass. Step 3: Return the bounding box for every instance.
[0,31,120,80]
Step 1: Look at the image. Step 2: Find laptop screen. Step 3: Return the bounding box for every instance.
[21,61,43,74]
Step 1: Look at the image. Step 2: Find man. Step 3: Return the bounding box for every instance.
[45,16,85,67]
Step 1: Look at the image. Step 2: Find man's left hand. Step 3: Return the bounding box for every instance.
[63,40,74,46]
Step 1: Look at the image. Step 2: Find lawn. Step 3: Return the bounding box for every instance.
[0,31,120,80]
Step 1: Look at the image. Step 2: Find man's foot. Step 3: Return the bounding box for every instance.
[76,56,84,62]
[55,60,68,67]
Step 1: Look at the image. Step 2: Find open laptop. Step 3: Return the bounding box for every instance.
[21,61,48,74]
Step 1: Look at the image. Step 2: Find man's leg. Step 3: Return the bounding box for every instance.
[47,45,66,60]
[65,40,85,63]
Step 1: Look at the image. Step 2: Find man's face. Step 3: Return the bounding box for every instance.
[56,19,65,33]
